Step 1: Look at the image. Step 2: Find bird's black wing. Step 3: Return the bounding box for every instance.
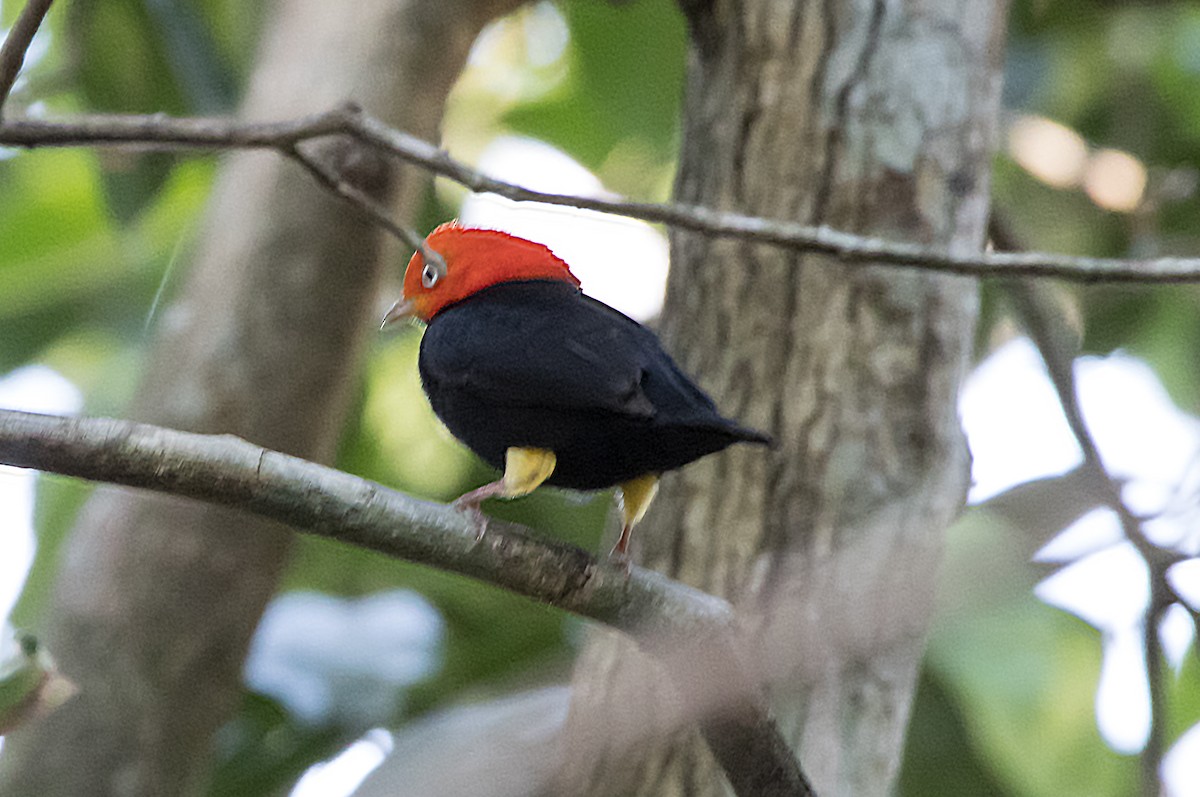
[419,281,661,420]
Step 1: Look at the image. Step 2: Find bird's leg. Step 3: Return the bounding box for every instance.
[453,447,557,541]
[612,474,659,565]
[452,481,506,538]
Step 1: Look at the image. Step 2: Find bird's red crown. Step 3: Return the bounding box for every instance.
[401,222,581,321]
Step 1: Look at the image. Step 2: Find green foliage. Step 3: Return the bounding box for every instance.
[207,693,342,797]
[0,629,74,736]
[900,670,1014,797]
[998,1,1200,409]
[2,0,1199,794]
[902,510,1140,797]
[1165,651,1200,744]
[0,633,46,728]
[505,0,686,194]
[9,476,92,629]
[910,7,1200,789]
[63,0,236,220]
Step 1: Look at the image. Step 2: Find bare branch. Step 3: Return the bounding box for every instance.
[1009,279,1180,795]
[0,409,711,630]
[0,0,54,115]
[0,408,813,797]
[1,108,1200,284]
[991,203,1187,797]
[0,108,354,147]
[285,143,430,256]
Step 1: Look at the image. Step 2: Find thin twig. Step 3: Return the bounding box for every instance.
[0,0,54,116]
[0,108,356,147]
[1140,598,1169,797]
[0,408,814,797]
[2,107,1200,283]
[1006,279,1176,795]
[285,144,429,255]
[992,206,1184,796]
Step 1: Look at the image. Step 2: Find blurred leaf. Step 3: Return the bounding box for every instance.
[990,156,1126,259]
[1149,10,1200,157]
[208,693,342,797]
[190,0,267,83]
[1164,642,1200,744]
[0,632,45,733]
[977,468,1106,556]
[92,153,179,227]
[505,0,686,184]
[0,153,211,372]
[0,630,77,735]
[64,0,234,220]
[141,0,238,113]
[900,669,1015,797]
[1081,287,1200,414]
[356,332,477,503]
[66,2,181,114]
[0,151,111,284]
[930,509,1137,797]
[9,476,93,628]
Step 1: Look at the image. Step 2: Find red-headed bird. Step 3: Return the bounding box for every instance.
[383,222,770,561]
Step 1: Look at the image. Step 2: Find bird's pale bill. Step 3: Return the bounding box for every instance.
[380,298,416,329]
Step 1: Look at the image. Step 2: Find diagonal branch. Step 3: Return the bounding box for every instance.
[1006,279,1178,796]
[0,409,718,632]
[991,206,1188,795]
[0,0,54,115]
[285,142,431,256]
[2,107,1200,284]
[0,408,814,797]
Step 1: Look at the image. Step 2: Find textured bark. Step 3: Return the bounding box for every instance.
[0,0,521,794]
[559,1,1009,795]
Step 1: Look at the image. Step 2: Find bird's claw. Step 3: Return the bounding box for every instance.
[453,498,490,542]
[607,545,633,577]
[452,481,507,543]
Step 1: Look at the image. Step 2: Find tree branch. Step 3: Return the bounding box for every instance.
[0,408,813,797]
[0,0,54,115]
[1007,280,1179,795]
[0,409,715,630]
[2,107,1200,284]
[285,142,430,256]
[992,209,1187,795]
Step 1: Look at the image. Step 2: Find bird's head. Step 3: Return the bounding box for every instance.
[382,222,581,325]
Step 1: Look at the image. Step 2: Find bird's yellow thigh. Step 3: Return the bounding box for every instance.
[618,474,659,528]
[500,447,557,497]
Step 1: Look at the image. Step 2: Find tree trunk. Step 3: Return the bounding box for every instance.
[559,0,1009,794]
[0,0,521,794]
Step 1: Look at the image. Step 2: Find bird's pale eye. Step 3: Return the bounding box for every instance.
[421,262,440,289]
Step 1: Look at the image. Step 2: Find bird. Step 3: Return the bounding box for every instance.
[382,222,771,562]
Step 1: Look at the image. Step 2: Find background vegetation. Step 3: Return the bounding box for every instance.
[1,0,1197,794]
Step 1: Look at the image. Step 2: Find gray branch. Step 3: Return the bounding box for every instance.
[1,106,1199,284]
[0,408,813,797]
[999,279,1189,797]
[0,0,54,115]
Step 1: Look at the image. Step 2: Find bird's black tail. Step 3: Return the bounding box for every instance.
[724,422,774,448]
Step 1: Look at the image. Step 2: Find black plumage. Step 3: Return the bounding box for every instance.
[417,279,770,490]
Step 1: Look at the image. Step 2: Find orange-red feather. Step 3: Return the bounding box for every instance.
[402,222,581,321]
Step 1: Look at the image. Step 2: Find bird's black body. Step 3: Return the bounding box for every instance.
[418,280,770,490]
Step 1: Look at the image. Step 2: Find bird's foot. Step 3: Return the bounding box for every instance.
[453,481,505,542]
[607,545,633,577]
[455,501,490,542]
[608,526,634,576]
